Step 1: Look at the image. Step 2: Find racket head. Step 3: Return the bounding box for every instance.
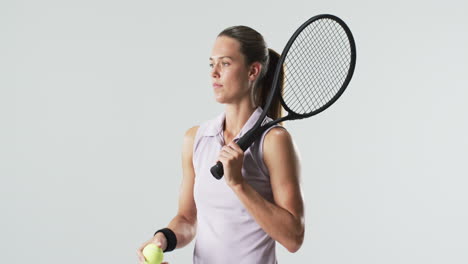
[272,14,357,119]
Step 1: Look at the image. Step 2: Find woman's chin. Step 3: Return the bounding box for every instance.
[214,94,228,104]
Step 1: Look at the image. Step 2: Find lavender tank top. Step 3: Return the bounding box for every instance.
[192,107,281,264]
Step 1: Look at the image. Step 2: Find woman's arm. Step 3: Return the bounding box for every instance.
[157,126,199,250]
[226,127,305,253]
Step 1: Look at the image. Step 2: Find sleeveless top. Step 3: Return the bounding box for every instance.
[192,106,282,264]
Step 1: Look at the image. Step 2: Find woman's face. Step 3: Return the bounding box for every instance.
[210,36,256,104]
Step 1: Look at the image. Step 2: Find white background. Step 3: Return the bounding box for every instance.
[1,0,467,263]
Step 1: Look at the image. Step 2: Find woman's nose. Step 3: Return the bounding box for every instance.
[211,64,220,78]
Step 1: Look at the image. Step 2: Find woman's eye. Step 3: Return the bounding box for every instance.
[209,62,229,68]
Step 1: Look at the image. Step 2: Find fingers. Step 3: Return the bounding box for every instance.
[136,246,146,263]
[218,143,243,164]
[217,142,245,172]
[228,142,243,152]
[222,145,236,155]
[136,243,145,259]
[219,149,233,159]
[220,144,241,157]
[218,147,235,166]
[137,249,145,263]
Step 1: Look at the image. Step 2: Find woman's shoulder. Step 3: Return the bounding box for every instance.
[265,125,289,138]
[184,125,200,143]
[263,126,294,152]
[262,126,301,177]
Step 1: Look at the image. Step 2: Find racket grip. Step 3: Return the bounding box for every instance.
[210,161,224,180]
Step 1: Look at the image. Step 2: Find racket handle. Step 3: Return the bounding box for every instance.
[210,161,224,179]
[210,123,272,180]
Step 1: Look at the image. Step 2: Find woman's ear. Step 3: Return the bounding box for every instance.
[248,62,262,81]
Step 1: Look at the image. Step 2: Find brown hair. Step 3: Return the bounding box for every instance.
[218,26,283,121]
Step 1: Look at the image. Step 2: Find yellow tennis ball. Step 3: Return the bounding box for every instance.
[142,243,164,264]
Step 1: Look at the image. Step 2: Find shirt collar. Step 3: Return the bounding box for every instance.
[204,106,264,140]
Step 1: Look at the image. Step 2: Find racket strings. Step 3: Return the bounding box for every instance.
[289,21,350,110]
[282,18,352,115]
[286,22,349,112]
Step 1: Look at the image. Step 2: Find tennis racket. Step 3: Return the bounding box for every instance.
[211,14,357,179]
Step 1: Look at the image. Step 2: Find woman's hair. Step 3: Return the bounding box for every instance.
[218,26,284,121]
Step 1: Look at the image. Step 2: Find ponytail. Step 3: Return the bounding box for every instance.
[255,48,283,122]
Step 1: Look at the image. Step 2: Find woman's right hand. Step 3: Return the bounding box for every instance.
[136,232,169,264]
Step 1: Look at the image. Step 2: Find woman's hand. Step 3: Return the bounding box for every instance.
[136,233,169,264]
[218,142,245,188]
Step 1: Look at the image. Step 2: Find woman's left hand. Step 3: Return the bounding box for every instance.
[218,142,245,188]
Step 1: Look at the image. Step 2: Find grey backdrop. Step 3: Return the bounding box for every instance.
[1,0,467,263]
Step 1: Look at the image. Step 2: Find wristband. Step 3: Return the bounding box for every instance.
[154,228,177,252]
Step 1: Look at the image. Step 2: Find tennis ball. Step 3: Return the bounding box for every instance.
[142,243,164,264]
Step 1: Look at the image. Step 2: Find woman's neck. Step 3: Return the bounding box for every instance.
[223,100,256,141]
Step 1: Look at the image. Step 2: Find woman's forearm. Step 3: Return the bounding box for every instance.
[167,214,197,249]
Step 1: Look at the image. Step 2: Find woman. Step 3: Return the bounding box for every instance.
[137,25,305,264]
